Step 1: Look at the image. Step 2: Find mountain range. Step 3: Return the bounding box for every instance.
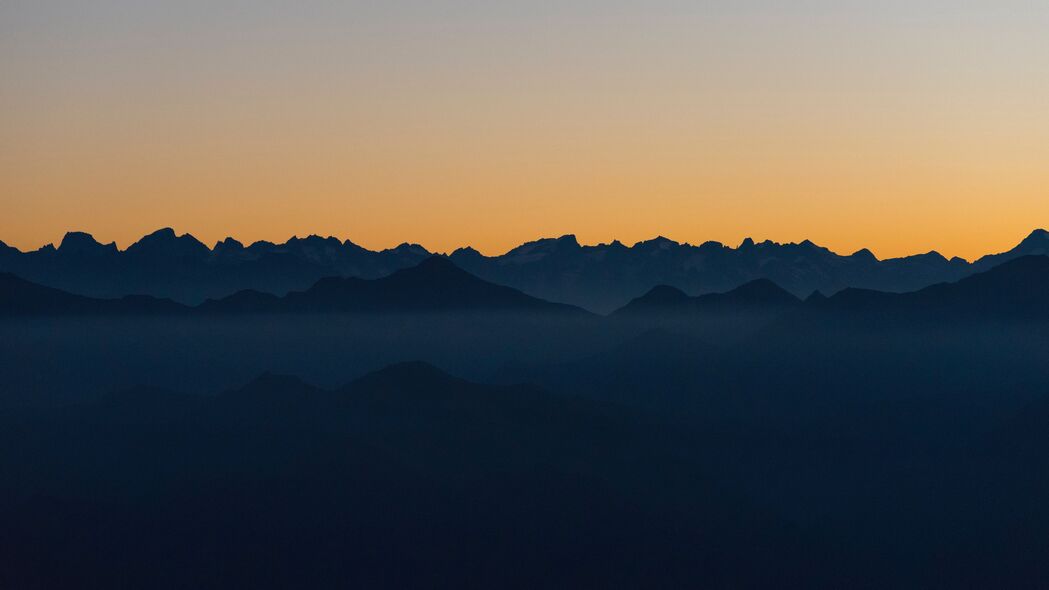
[615,254,1049,320]
[814,254,1049,318]
[199,256,585,314]
[614,278,800,316]
[0,227,1046,312]
[0,257,584,316]
[3,252,1048,322]
[5,237,1049,587]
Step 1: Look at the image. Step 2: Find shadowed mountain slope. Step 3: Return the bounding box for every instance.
[819,254,1049,318]
[0,272,185,316]
[0,258,587,316]
[5,253,1047,320]
[200,256,588,314]
[615,278,799,315]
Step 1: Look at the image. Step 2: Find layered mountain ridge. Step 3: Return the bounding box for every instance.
[1,227,1046,312]
[1,256,587,316]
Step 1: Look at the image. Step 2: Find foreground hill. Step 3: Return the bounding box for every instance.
[3,227,1047,311]
[0,362,789,588]
[493,288,1049,587]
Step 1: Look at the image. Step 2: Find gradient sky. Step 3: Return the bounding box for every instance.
[2,1,1047,260]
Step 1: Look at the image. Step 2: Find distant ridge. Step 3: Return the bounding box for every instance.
[0,257,586,316]
[817,255,1049,318]
[0,228,435,307]
[200,256,587,315]
[0,272,185,316]
[3,249,1048,319]
[0,227,1045,313]
[615,279,799,315]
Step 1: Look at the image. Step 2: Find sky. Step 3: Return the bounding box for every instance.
[2,0,1047,260]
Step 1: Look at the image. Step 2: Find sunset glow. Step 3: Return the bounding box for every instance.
[2,1,1047,259]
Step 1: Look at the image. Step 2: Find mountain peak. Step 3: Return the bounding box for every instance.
[359,255,475,287]
[806,290,828,303]
[635,236,679,250]
[127,228,209,258]
[214,237,244,250]
[58,231,117,256]
[350,361,459,391]
[970,228,1049,270]
[408,255,460,272]
[291,234,339,245]
[59,231,98,247]
[277,255,583,314]
[616,277,796,315]
[389,242,430,256]
[919,251,948,263]
[850,248,877,262]
[642,284,689,302]
[613,285,690,315]
[739,237,755,249]
[451,246,482,257]
[722,278,797,304]
[1017,228,1049,251]
[149,227,177,239]
[505,235,580,259]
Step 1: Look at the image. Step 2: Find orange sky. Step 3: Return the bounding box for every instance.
[1,1,1047,260]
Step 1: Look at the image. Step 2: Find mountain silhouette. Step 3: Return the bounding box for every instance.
[0,272,185,316]
[0,228,434,306]
[200,256,587,314]
[449,234,972,312]
[0,257,585,316]
[1,227,1046,312]
[971,228,1049,271]
[57,231,119,257]
[125,227,210,260]
[6,251,1047,319]
[819,254,1049,317]
[614,278,799,315]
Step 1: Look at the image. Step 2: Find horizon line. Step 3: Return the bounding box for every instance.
[4,226,1047,264]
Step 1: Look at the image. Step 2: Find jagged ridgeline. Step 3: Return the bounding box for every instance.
[1,227,1046,312]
